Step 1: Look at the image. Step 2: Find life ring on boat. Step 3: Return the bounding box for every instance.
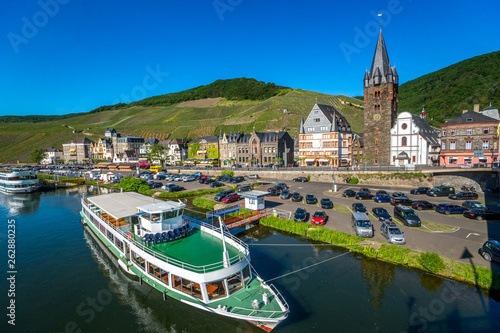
[128,232,132,241]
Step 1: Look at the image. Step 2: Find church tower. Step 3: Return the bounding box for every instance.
[363,29,398,166]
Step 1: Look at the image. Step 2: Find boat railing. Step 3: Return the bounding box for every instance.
[228,305,287,319]
[269,283,290,313]
[188,217,249,254]
[82,199,247,274]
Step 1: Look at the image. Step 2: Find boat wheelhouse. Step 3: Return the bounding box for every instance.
[80,192,288,331]
[0,168,40,194]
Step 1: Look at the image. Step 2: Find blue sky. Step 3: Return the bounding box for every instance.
[1,0,499,116]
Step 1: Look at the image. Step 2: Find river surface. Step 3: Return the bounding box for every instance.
[1,188,500,333]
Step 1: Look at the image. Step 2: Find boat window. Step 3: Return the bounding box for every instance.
[206,280,227,300]
[151,213,160,222]
[172,275,202,299]
[242,265,251,285]
[106,230,114,242]
[115,238,124,252]
[131,251,145,270]
[227,272,243,295]
[162,210,177,220]
[148,263,169,285]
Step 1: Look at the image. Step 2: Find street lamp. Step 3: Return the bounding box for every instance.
[490,148,495,166]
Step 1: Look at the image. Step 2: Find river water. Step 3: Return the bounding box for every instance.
[1,188,499,333]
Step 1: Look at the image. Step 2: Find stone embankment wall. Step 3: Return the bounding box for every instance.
[177,169,499,191]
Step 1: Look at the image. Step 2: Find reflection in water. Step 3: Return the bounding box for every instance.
[420,272,444,293]
[0,191,41,216]
[361,258,395,311]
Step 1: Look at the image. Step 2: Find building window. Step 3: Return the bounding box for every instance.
[402,123,407,130]
[375,138,378,144]
[448,157,458,165]
[412,156,416,163]
[483,140,489,149]
[442,130,446,136]
[442,142,446,150]
[467,128,472,135]
[465,140,472,150]
[314,118,320,122]
[374,105,381,112]
[374,159,378,165]
[450,141,456,150]
[401,137,407,146]
[374,91,381,98]
[375,149,378,155]
[484,128,490,134]
[375,128,379,134]
[451,129,456,136]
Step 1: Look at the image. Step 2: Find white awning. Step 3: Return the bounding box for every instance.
[88,192,157,219]
[304,159,315,162]
[318,159,329,162]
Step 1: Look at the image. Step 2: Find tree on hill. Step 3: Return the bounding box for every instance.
[30,148,46,163]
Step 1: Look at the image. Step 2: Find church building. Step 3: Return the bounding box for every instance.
[363,29,398,166]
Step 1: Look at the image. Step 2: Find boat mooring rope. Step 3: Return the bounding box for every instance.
[263,252,350,283]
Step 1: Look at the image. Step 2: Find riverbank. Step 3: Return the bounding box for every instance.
[259,216,500,292]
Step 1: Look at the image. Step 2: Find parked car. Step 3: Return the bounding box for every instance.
[269,188,280,196]
[376,190,389,196]
[394,205,421,227]
[478,240,500,262]
[276,183,288,190]
[232,176,245,183]
[435,203,468,215]
[410,187,431,195]
[150,182,162,189]
[321,198,334,209]
[210,181,224,188]
[360,188,371,194]
[343,189,356,198]
[248,174,259,179]
[183,176,196,182]
[214,189,234,201]
[464,209,500,221]
[306,194,318,204]
[380,221,406,245]
[352,203,367,213]
[312,211,327,225]
[294,208,308,222]
[392,192,408,198]
[462,201,486,210]
[280,190,291,200]
[373,194,391,203]
[222,193,241,203]
[161,183,175,191]
[411,200,435,211]
[356,192,373,200]
[267,186,280,192]
[449,192,479,200]
[427,186,455,197]
[291,192,303,202]
[390,197,413,206]
[237,185,252,193]
[169,185,185,192]
[351,212,373,237]
[293,177,308,182]
[372,207,392,221]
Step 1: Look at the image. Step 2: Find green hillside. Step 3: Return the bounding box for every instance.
[0,88,363,163]
[398,50,500,125]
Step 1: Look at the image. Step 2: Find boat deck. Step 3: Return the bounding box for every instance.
[137,228,242,268]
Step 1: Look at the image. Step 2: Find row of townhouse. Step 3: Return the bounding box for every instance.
[298,102,499,168]
[187,131,295,167]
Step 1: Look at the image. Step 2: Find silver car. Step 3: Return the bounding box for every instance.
[380,221,406,245]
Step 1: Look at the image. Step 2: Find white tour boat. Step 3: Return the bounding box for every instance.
[0,168,41,194]
[80,191,289,331]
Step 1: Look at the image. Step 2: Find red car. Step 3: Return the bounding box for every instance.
[360,188,371,194]
[311,211,327,225]
[222,193,240,203]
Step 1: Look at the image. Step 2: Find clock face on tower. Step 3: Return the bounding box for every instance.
[373,114,381,122]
